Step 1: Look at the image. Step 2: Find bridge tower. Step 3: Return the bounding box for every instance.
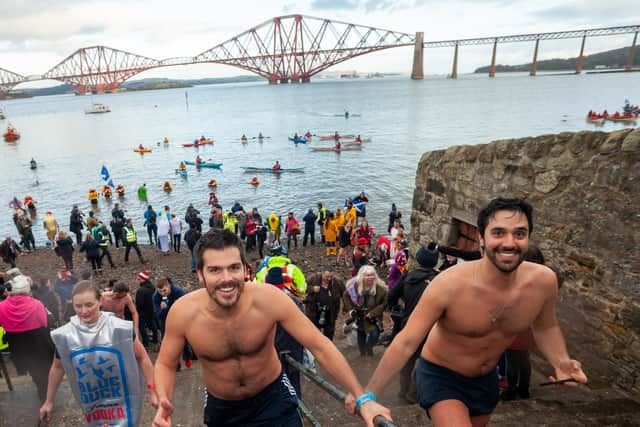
[411,32,424,80]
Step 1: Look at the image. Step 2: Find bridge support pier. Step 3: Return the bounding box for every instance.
[576,33,586,74]
[279,78,289,84]
[411,32,424,80]
[301,77,310,83]
[530,39,539,76]
[489,39,497,77]
[268,79,278,85]
[626,31,638,71]
[450,43,458,79]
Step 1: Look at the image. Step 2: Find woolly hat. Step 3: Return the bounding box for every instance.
[9,275,31,295]
[265,267,284,285]
[415,245,439,268]
[5,268,22,280]
[357,237,368,246]
[138,270,151,281]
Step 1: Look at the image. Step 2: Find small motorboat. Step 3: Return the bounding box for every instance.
[604,112,638,123]
[84,103,110,114]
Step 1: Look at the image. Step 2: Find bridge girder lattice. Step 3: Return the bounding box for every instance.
[0,68,25,94]
[42,46,160,93]
[193,14,415,81]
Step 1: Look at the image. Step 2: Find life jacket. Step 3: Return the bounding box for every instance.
[125,227,137,243]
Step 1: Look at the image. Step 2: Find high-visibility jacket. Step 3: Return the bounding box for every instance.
[124,226,137,243]
[0,327,8,351]
[255,256,307,299]
[98,231,110,247]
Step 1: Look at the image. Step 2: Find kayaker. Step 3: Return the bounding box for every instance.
[200,135,206,142]
[30,158,37,169]
[335,141,341,151]
[334,131,339,139]
[195,155,203,165]
[355,135,362,143]
[258,132,264,139]
[139,144,144,150]
[250,177,260,186]
[241,134,248,142]
[305,131,312,139]
[163,136,169,144]
[293,132,299,140]
[178,161,186,171]
[345,111,349,118]
[272,160,281,171]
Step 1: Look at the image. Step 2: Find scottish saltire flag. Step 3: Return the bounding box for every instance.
[101,165,115,188]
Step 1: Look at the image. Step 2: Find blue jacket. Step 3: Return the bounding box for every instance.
[152,284,186,321]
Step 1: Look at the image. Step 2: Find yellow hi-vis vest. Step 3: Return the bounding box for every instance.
[0,326,8,351]
[125,227,137,243]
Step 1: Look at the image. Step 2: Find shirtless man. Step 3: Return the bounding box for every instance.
[152,229,389,427]
[359,197,587,426]
[100,281,140,337]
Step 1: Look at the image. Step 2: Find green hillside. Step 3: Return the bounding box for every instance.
[475,45,639,73]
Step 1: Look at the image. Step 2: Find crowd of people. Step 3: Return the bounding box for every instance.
[0,197,587,427]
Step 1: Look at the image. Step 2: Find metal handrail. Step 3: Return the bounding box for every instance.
[281,352,398,427]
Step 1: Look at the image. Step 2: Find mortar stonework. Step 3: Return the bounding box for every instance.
[409,128,640,394]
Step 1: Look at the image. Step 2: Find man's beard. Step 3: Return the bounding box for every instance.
[485,246,525,273]
[204,277,244,309]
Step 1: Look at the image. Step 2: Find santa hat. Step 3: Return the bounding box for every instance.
[137,270,151,281]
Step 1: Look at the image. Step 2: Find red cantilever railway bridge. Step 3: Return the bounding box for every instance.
[0,15,638,95]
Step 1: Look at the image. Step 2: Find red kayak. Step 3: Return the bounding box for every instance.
[3,132,20,142]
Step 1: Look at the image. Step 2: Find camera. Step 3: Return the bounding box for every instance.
[345,307,367,327]
[317,304,328,326]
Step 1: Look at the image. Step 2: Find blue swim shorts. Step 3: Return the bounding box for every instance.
[416,357,499,417]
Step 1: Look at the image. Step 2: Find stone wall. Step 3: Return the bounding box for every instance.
[409,128,640,394]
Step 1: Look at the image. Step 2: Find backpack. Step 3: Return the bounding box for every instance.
[148,210,157,224]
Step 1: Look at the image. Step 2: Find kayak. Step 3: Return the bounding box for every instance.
[341,138,371,143]
[183,139,214,147]
[134,148,152,153]
[184,160,223,169]
[241,167,304,173]
[310,146,362,152]
[175,169,188,178]
[605,114,637,122]
[318,134,354,140]
[289,137,308,144]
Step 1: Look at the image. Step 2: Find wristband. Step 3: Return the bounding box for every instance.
[355,391,376,409]
[147,383,154,390]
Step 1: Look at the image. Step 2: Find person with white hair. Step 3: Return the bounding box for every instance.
[342,265,388,356]
[0,274,54,401]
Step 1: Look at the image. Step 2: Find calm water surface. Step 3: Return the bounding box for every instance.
[1,72,637,241]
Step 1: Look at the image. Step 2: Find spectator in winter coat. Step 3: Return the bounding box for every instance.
[152,278,186,336]
[54,231,74,270]
[302,209,317,246]
[0,236,21,268]
[305,271,345,341]
[387,243,439,403]
[30,275,60,328]
[79,233,101,273]
[184,227,201,273]
[135,270,158,347]
[0,275,55,401]
[53,269,78,322]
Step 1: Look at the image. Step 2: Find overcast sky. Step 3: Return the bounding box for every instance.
[1,0,637,84]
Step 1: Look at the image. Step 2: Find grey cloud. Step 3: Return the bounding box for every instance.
[531,2,636,25]
[310,0,360,9]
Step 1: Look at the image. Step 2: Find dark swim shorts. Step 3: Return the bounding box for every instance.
[416,357,499,417]
[203,371,302,427]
